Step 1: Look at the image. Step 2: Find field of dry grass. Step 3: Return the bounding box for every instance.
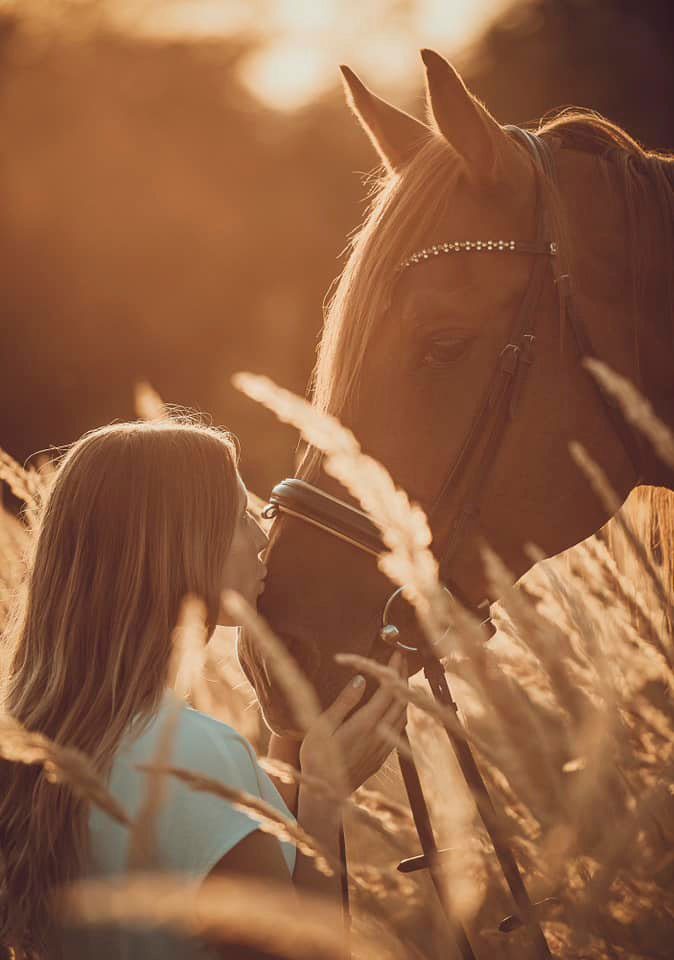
[0,377,672,959]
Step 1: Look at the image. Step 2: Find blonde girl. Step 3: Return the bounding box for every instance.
[0,417,407,958]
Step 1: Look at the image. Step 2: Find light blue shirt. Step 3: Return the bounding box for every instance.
[74,693,296,958]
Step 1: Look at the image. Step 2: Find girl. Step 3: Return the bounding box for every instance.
[0,417,408,958]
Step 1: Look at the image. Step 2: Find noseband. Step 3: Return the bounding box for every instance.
[263,477,384,557]
[262,127,645,647]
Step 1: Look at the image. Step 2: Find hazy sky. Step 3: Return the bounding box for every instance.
[112,0,510,110]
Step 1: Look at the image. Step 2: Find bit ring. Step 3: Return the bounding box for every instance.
[379,585,454,653]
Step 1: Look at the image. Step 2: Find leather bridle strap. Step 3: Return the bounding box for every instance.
[519,127,645,481]
[431,126,555,577]
[554,258,645,481]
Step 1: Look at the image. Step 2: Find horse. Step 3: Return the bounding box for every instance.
[239,49,673,737]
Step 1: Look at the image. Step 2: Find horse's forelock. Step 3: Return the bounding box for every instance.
[309,136,462,429]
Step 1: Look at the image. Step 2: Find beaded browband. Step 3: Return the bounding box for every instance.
[399,239,557,272]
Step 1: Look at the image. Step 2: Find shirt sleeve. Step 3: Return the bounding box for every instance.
[155,715,272,880]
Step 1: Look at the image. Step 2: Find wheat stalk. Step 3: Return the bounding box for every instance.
[55,872,373,959]
[0,449,44,518]
[127,596,217,867]
[126,694,182,870]
[259,755,342,805]
[570,442,672,619]
[259,756,415,839]
[221,590,321,735]
[137,763,337,876]
[0,712,131,826]
[134,380,167,421]
[583,358,674,471]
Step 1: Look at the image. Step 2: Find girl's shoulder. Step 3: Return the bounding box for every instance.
[90,693,296,881]
[121,693,264,798]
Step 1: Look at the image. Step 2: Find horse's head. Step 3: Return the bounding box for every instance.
[241,51,672,734]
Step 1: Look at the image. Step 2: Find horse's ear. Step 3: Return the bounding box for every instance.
[421,49,513,181]
[340,65,430,173]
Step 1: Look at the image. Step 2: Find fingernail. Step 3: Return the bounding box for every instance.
[351,674,365,688]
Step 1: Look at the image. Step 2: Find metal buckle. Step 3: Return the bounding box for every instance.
[499,342,520,375]
[520,333,536,364]
[488,343,521,409]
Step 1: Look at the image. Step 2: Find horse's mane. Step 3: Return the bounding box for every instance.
[538,110,674,359]
[538,108,673,167]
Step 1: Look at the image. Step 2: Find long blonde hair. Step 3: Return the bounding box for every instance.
[0,417,239,956]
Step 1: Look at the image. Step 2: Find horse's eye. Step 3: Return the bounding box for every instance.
[422,336,472,368]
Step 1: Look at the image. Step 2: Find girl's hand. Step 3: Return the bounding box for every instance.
[299,650,408,798]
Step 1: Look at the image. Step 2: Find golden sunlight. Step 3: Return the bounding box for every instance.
[111,0,510,110]
[3,2,670,957]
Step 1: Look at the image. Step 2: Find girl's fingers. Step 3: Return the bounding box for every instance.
[381,695,408,729]
[388,648,407,681]
[381,652,408,723]
[320,674,367,733]
[379,656,408,733]
[342,651,402,729]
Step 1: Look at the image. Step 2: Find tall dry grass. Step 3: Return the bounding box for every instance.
[231,371,673,959]
[55,873,407,960]
[0,374,671,958]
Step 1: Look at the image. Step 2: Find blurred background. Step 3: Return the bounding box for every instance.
[1,0,672,496]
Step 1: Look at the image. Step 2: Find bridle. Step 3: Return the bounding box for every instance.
[262,126,646,644]
[258,127,651,959]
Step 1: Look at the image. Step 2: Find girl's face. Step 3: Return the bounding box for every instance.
[217,475,269,626]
